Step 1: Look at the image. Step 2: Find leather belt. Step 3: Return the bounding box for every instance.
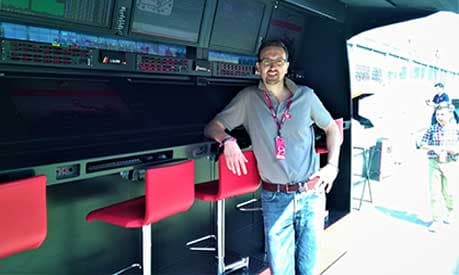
[262,177,320,193]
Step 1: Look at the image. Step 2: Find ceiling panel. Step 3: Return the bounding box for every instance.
[339,0,395,8]
[339,0,458,12]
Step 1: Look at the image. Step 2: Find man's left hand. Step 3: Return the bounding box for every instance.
[309,164,339,193]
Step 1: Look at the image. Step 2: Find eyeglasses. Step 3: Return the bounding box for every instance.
[259,58,288,67]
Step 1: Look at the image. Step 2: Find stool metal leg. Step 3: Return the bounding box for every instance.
[361,148,374,206]
[358,178,368,210]
[236,197,265,261]
[217,200,225,274]
[112,263,141,275]
[142,225,151,275]
[235,198,262,212]
[366,148,374,204]
[109,227,146,275]
[216,200,250,275]
[187,199,250,274]
[109,225,150,275]
[186,235,217,251]
[353,146,374,211]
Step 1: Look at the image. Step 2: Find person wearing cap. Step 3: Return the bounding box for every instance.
[425,82,458,125]
[204,39,342,274]
[419,102,459,232]
[426,82,448,107]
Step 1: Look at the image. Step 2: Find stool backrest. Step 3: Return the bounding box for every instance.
[315,118,344,154]
[336,118,344,136]
[217,150,260,199]
[144,160,195,224]
[0,175,47,258]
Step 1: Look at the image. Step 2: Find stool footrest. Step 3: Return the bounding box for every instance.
[112,263,141,275]
[223,256,250,274]
[236,198,262,212]
[186,234,216,251]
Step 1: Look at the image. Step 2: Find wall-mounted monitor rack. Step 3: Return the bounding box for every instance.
[1,39,92,68]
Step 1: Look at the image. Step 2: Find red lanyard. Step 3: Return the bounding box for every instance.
[263,91,292,137]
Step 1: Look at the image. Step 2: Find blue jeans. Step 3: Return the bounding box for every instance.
[261,189,326,275]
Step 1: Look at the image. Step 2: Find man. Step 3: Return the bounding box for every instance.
[425,82,458,125]
[419,102,459,232]
[204,40,342,275]
[426,82,449,108]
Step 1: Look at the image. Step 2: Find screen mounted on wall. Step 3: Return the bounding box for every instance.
[265,4,306,64]
[0,0,113,27]
[209,0,267,54]
[130,0,206,44]
[8,79,134,137]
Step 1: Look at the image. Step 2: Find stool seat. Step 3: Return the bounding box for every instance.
[195,180,219,201]
[87,196,145,228]
[0,175,47,258]
[86,160,195,275]
[315,118,344,154]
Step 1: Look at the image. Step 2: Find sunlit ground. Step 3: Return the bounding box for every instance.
[323,162,459,274]
[323,80,459,275]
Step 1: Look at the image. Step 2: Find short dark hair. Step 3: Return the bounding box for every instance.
[434,82,444,88]
[257,40,289,61]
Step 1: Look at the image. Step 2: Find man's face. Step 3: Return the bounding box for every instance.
[256,46,289,86]
[435,108,453,126]
[435,86,443,95]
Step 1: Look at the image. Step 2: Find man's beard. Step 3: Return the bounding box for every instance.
[265,75,282,85]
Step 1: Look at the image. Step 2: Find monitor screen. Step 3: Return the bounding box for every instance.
[130,0,205,44]
[0,77,239,143]
[8,79,133,137]
[0,22,187,57]
[0,76,242,169]
[0,0,113,27]
[265,4,307,64]
[209,0,266,54]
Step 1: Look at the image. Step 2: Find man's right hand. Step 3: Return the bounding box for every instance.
[203,119,248,175]
[223,140,248,176]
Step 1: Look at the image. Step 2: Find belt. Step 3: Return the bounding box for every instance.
[262,177,320,193]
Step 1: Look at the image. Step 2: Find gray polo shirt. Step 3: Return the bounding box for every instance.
[215,78,332,184]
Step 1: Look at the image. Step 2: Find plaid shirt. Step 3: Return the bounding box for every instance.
[420,123,459,161]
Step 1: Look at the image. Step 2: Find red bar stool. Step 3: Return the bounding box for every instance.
[315,118,344,154]
[86,160,195,275]
[0,175,47,258]
[187,150,260,274]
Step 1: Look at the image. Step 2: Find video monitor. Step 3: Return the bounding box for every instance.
[209,0,267,54]
[130,0,206,44]
[7,78,134,138]
[0,0,113,27]
[265,4,307,63]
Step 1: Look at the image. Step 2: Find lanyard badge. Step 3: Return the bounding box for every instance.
[275,136,286,160]
[263,91,292,160]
